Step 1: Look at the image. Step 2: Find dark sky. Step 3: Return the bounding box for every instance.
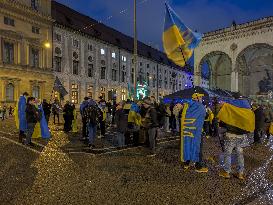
[56,0,273,51]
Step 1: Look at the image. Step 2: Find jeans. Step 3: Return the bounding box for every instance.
[26,123,36,145]
[82,118,88,138]
[148,128,157,152]
[88,122,97,145]
[116,132,125,147]
[223,133,245,173]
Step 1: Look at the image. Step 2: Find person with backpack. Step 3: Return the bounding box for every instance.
[25,97,39,146]
[218,94,255,180]
[142,97,159,156]
[83,99,101,148]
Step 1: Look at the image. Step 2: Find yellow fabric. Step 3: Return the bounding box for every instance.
[32,123,41,139]
[72,109,78,133]
[217,103,255,132]
[163,25,193,67]
[14,105,19,129]
[269,123,273,135]
[209,112,214,124]
[180,103,189,162]
[123,103,131,110]
[128,111,142,126]
[102,109,107,122]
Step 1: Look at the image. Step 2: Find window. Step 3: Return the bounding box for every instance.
[87,85,93,98]
[73,39,79,48]
[31,0,39,10]
[147,64,150,68]
[101,67,106,79]
[147,72,150,86]
[100,48,105,55]
[122,56,126,62]
[30,48,39,67]
[6,83,14,102]
[87,64,94,78]
[3,42,14,64]
[121,89,126,101]
[112,69,117,81]
[122,71,126,83]
[100,87,106,100]
[131,72,134,84]
[112,52,116,58]
[153,77,156,88]
[54,56,62,72]
[87,44,93,51]
[54,33,61,42]
[32,86,40,99]
[101,60,106,66]
[73,60,79,75]
[4,17,15,26]
[71,84,78,104]
[139,62,142,66]
[32,26,40,34]
[164,77,168,89]
[88,56,93,62]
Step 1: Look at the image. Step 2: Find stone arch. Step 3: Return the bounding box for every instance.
[199,51,232,90]
[235,43,273,96]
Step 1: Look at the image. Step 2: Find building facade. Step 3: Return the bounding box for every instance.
[0,0,54,106]
[52,1,193,104]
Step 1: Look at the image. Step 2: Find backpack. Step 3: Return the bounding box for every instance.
[83,105,101,124]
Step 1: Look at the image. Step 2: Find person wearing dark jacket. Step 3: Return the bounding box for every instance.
[25,97,39,145]
[80,97,89,140]
[42,99,51,125]
[114,102,127,147]
[254,105,265,143]
[63,101,74,132]
[142,97,159,156]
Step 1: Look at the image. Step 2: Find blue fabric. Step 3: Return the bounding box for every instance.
[18,96,27,132]
[182,101,206,162]
[222,99,251,109]
[39,105,50,139]
[80,101,89,115]
[130,103,140,113]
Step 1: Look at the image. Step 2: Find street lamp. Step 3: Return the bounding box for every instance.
[43,41,50,49]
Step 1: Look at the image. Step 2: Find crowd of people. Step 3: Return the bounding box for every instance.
[11,90,273,181]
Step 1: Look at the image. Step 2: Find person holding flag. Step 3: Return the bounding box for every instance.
[218,93,255,180]
[181,93,208,173]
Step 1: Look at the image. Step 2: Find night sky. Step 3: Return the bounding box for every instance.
[56,0,273,51]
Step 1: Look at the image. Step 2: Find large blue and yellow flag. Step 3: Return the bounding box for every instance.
[217,99,255,132]
[180,101,206,162]
[163,3,202,67]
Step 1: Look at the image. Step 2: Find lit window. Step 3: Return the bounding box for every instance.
[4,17,15,26]
[121,89,126,101]
[112,52,116,58]
[32,26,40,34]
[71,84,79,104]
[122,56,126,62]
[87,85,93,98]
[101,48,105,55]
[3,42,14,64]
[6,83,14,102]
[32,86,40,99]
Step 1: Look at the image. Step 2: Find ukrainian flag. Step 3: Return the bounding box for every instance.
[217,99,255,132]
[163,3,202,67]
[180,101,206,162]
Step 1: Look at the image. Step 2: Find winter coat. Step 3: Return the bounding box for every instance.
[254,107,266,129]
[115,109,128,133]
[26,104,39,124]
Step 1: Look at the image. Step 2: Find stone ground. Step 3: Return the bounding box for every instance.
[0,115,273,205]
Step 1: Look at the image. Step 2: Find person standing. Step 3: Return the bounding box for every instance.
[18,92,29,143]
[9,106,13,116]
[25,97,39,146]
[80,97,89,140]
[253,104,265,144]
[142,97,159,156]
[63,101,73,132]
[2,105,7,120]
[114,102,127,147]
[83,99,101,148]
[52,99,60,124]
[42,99,51,125]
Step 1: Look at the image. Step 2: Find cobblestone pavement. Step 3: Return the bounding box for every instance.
[0,116,273,205]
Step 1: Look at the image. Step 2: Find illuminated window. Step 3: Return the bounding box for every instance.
[112,52,116,58]
[100,48,105,55]
[122,56,126,62]
[121,89,126,101]
[87,85,93,98]
[71,84,79,104]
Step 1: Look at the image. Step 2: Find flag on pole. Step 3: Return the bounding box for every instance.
[163,3,202,67]
[53,76,68,99]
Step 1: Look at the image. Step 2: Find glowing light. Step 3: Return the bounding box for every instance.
[44,41,50,48]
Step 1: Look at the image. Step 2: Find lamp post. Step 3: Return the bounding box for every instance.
[133,0,137,99]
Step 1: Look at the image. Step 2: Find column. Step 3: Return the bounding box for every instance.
[231,71,239,92]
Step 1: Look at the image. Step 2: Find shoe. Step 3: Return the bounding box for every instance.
[195,167,209,173]
[233,172,245,180]
[219,170,230,179]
